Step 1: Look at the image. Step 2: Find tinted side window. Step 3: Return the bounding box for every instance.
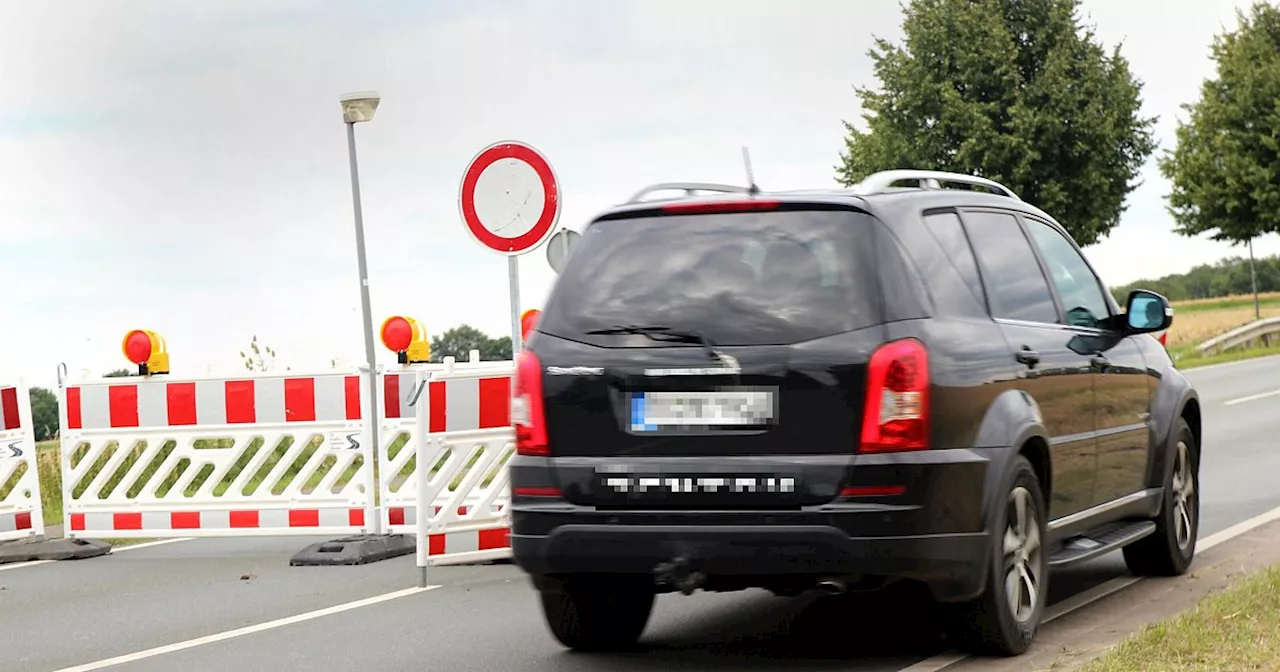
[961,211,1059,324]
[922,211,987,311]
[1023,217,1111,329]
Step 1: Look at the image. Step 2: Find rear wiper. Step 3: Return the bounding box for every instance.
[584,324,720,361]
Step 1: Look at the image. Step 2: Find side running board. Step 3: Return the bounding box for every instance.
[1048,520,1157,568]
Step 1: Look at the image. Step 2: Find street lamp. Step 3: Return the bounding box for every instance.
[341,91,383,533]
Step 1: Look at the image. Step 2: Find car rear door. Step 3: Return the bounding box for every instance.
[959,208,1100,521]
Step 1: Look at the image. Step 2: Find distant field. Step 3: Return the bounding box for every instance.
[1166,292,1280,349]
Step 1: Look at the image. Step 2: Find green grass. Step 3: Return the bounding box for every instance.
[1081,564,1280,672]
[27,434,508,534]
[1171,342,1280,370]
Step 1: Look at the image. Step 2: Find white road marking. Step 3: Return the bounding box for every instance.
[0,537,193,572]
[50,585,439,672]
[0,559,50,572]
[1223,388,1280,406]
[896,501,1280,672]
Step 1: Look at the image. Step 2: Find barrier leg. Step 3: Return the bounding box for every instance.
[290,365,415,566]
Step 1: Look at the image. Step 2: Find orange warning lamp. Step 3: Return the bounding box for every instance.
[380,315,430,365]
[122,329,170,376]
[520,309,541,343]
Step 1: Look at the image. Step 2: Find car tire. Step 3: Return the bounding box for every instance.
[539,577,655,652]
[945,455,1047,656]
[1123,417,1199,577]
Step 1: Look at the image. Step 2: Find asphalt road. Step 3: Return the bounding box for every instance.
[3,355,1279,672]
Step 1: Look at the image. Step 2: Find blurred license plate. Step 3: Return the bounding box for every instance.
[630,390,773,431]
[602,475,796,494]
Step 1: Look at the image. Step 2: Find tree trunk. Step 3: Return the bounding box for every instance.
[1250,237,1261,321]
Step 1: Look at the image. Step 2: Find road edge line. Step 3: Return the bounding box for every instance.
[896,501,1280,672]
[49,585,440,672]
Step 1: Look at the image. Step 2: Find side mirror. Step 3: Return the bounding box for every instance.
[1125,290,1173,333]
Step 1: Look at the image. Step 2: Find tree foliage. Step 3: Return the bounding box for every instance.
[1159,3,1280,245]
[103,368,132,378]
[1112,253,1280,304]
[430,325,512,363]
[836,0,1156,245]
[28,387,58,441]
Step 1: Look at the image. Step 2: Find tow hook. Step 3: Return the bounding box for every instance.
[653,557,706,596]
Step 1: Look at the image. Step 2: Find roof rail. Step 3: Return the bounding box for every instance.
[626,182,752,204]
[850,170,1020,200]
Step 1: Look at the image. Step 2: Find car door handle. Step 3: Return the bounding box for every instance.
[1015,347,1040,368]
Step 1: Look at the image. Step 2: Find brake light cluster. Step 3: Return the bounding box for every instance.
[512,349,549,456]
[660,200,781,215]
[859,338,930,453]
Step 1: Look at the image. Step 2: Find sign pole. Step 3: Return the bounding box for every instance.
[558,228,569,269]
[508,256,522,356]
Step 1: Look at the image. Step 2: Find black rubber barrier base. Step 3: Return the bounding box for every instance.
[0,537,112,564]
[289,534,416,566]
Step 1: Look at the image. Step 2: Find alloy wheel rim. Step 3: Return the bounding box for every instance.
[1172,440,1196,551]
[1003,486,1042,623]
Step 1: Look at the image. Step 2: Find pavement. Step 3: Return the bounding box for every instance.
[2,354,1279,672]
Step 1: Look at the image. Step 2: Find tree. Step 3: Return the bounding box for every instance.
[103,368,132,378]
[836,0,1157,246]
[1158,2,1280,320]
[240,335,285,372]
[28,387,58,441]
[430,325,513,362]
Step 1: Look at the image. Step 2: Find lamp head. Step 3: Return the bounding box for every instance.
[340,91,381,123]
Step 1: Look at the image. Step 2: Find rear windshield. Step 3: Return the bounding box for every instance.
[539,207,882,346]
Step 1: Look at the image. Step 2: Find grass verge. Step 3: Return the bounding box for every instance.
[1080,564,1280,672]
[1170,343,1280,370]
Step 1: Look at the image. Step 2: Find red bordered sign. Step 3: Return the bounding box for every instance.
[458,141,561,256]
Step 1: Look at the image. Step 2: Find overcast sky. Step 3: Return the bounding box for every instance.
[1,0,1273,388]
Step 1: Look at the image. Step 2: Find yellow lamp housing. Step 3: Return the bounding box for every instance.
[122,329,170,376]
[380,316,431,365]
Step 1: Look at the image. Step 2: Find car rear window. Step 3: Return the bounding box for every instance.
[538,207,882,346]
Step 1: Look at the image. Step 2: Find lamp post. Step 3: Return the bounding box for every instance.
[341,91,383,533]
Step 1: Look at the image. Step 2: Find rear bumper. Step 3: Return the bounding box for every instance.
[512,518,989,600]
[509,446,1006,602]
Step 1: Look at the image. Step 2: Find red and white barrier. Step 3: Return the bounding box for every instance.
[59,370,377,539]
[1,379,44,542]
[388,359,514,566]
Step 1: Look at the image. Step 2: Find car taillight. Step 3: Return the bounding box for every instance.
[512,349,548,456]
[859,338,929,453]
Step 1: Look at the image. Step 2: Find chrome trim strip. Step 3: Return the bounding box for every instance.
[1048,488,1160,531]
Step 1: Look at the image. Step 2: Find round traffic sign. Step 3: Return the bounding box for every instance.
[458,141,561,256]
[545,228,581,274]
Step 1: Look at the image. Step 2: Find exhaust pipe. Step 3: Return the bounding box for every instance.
[654,558,707,596]
[816,578,846,596]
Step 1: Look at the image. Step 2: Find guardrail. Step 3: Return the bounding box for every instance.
[1196,317,1280,355]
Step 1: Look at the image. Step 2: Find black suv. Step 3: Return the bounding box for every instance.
[509,170,1202,656]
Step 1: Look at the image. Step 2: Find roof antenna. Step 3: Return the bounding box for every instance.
[741,146,760,195]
